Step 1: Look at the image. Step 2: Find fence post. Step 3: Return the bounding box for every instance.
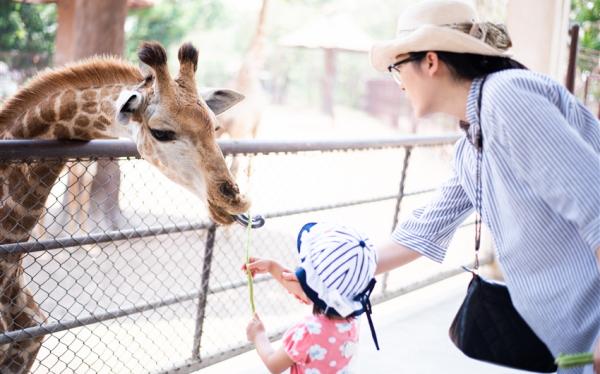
[381,147,412,294]
[565,24,579,94]
[191,223,217,361]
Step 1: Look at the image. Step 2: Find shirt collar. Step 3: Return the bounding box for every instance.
[462,76,485,146]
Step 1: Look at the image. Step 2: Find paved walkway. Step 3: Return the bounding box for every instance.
[198,273,544,374]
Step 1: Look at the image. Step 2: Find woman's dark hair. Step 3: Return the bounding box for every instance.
[408,51,527,80]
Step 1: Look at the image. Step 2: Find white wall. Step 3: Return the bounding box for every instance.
[506,0,571,82]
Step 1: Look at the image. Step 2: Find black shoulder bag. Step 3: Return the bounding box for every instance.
[448,77,558,373]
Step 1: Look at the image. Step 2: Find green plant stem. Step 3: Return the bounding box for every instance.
[555,352,594,368]
[245,214,256,315]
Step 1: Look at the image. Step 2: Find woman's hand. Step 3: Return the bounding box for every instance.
[246,313,265,342]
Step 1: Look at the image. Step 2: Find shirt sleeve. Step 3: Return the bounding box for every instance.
[392,166,474,263]
[282,323,311,365]
[491,81,600,251]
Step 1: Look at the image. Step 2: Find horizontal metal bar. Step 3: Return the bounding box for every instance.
[0,139,139,160]
[0,189,435,255]
[0,290,202,345]
[261,189,435,220]
[217,135,460,154]
[0,275,273,345]
[0,222,212,255]
[0,135,460,160]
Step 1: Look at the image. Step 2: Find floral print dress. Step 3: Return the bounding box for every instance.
[282,314,358,374]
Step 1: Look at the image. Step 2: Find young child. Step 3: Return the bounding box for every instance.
[244,222,379,374]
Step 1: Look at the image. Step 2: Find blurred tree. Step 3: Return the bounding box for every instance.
[571,0,599,111]
[125,0,226,61]
[572,0,600,51]
[0,0,56,68]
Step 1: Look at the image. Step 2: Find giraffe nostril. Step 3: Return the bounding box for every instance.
[219,181,239,199]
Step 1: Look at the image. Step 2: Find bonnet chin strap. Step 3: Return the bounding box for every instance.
[356,278,379,350]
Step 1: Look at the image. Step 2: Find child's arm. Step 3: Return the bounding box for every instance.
[247,313,294,374]
[243,257,309,304]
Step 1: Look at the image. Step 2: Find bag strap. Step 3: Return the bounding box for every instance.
[473,76,487,271]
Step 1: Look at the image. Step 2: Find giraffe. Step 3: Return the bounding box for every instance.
[0,41,250,373]
[217,0,270,181]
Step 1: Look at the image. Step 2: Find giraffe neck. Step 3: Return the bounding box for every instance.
[0,57,144,140]
[235,0,269,93]
[5,83,139,141]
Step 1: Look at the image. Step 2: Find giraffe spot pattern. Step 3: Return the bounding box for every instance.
[100,85,113,97]
[93,121,107,131]
[39,96,56,122]
[81,101,98,114]
[58,90,78,121]
[97,115,111,126]
[81,89,97,101]
[24,120,49,139]
[73,127,89,139]
[74,116,90,128]
[54,124,71,139]
[100,100,113,115]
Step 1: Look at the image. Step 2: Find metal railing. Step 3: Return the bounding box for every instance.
[0,135,492,373]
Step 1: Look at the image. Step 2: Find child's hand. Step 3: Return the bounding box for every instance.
[246,313,265,342]
[242,257,273,278]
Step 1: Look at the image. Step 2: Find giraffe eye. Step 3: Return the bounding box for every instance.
[150,129,176,142]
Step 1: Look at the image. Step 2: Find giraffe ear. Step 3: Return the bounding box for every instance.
[201,89,245,115]
[116,90,143,125]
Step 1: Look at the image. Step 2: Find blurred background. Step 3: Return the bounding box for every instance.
[1,0,598,138]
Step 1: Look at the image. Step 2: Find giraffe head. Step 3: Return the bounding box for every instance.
[117,41,250,225]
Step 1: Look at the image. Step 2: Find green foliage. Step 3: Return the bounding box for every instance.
[0,0,56,68]
[124,0,227,61]
[572,0,600,51]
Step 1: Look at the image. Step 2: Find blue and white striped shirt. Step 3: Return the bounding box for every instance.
[393,69,600,372]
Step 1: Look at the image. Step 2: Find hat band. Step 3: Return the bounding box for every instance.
[397,22,512,51]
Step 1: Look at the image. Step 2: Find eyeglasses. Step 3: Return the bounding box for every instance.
[387,56,418,85]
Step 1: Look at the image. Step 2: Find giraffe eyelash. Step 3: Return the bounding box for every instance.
[149,128,177,142]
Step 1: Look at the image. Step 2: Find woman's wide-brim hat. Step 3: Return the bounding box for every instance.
[370,0,512,72]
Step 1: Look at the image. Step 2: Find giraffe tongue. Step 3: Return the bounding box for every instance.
[233,213,265,229]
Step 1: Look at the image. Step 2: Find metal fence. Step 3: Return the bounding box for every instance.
[0,135,492,373]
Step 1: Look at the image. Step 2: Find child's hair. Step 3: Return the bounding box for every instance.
[312,304,354,321]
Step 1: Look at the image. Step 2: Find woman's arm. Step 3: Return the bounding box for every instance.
[375,239,422,275]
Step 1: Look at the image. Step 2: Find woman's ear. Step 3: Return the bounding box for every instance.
[425,51,440,77]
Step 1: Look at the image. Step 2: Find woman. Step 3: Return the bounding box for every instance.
[280,1,600,373]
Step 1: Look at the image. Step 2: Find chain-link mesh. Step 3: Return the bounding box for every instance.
[0,137,489,373]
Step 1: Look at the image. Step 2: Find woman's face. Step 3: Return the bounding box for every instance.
[392,52,441,118]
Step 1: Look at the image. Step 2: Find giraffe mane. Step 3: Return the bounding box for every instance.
[0,56,144,126]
